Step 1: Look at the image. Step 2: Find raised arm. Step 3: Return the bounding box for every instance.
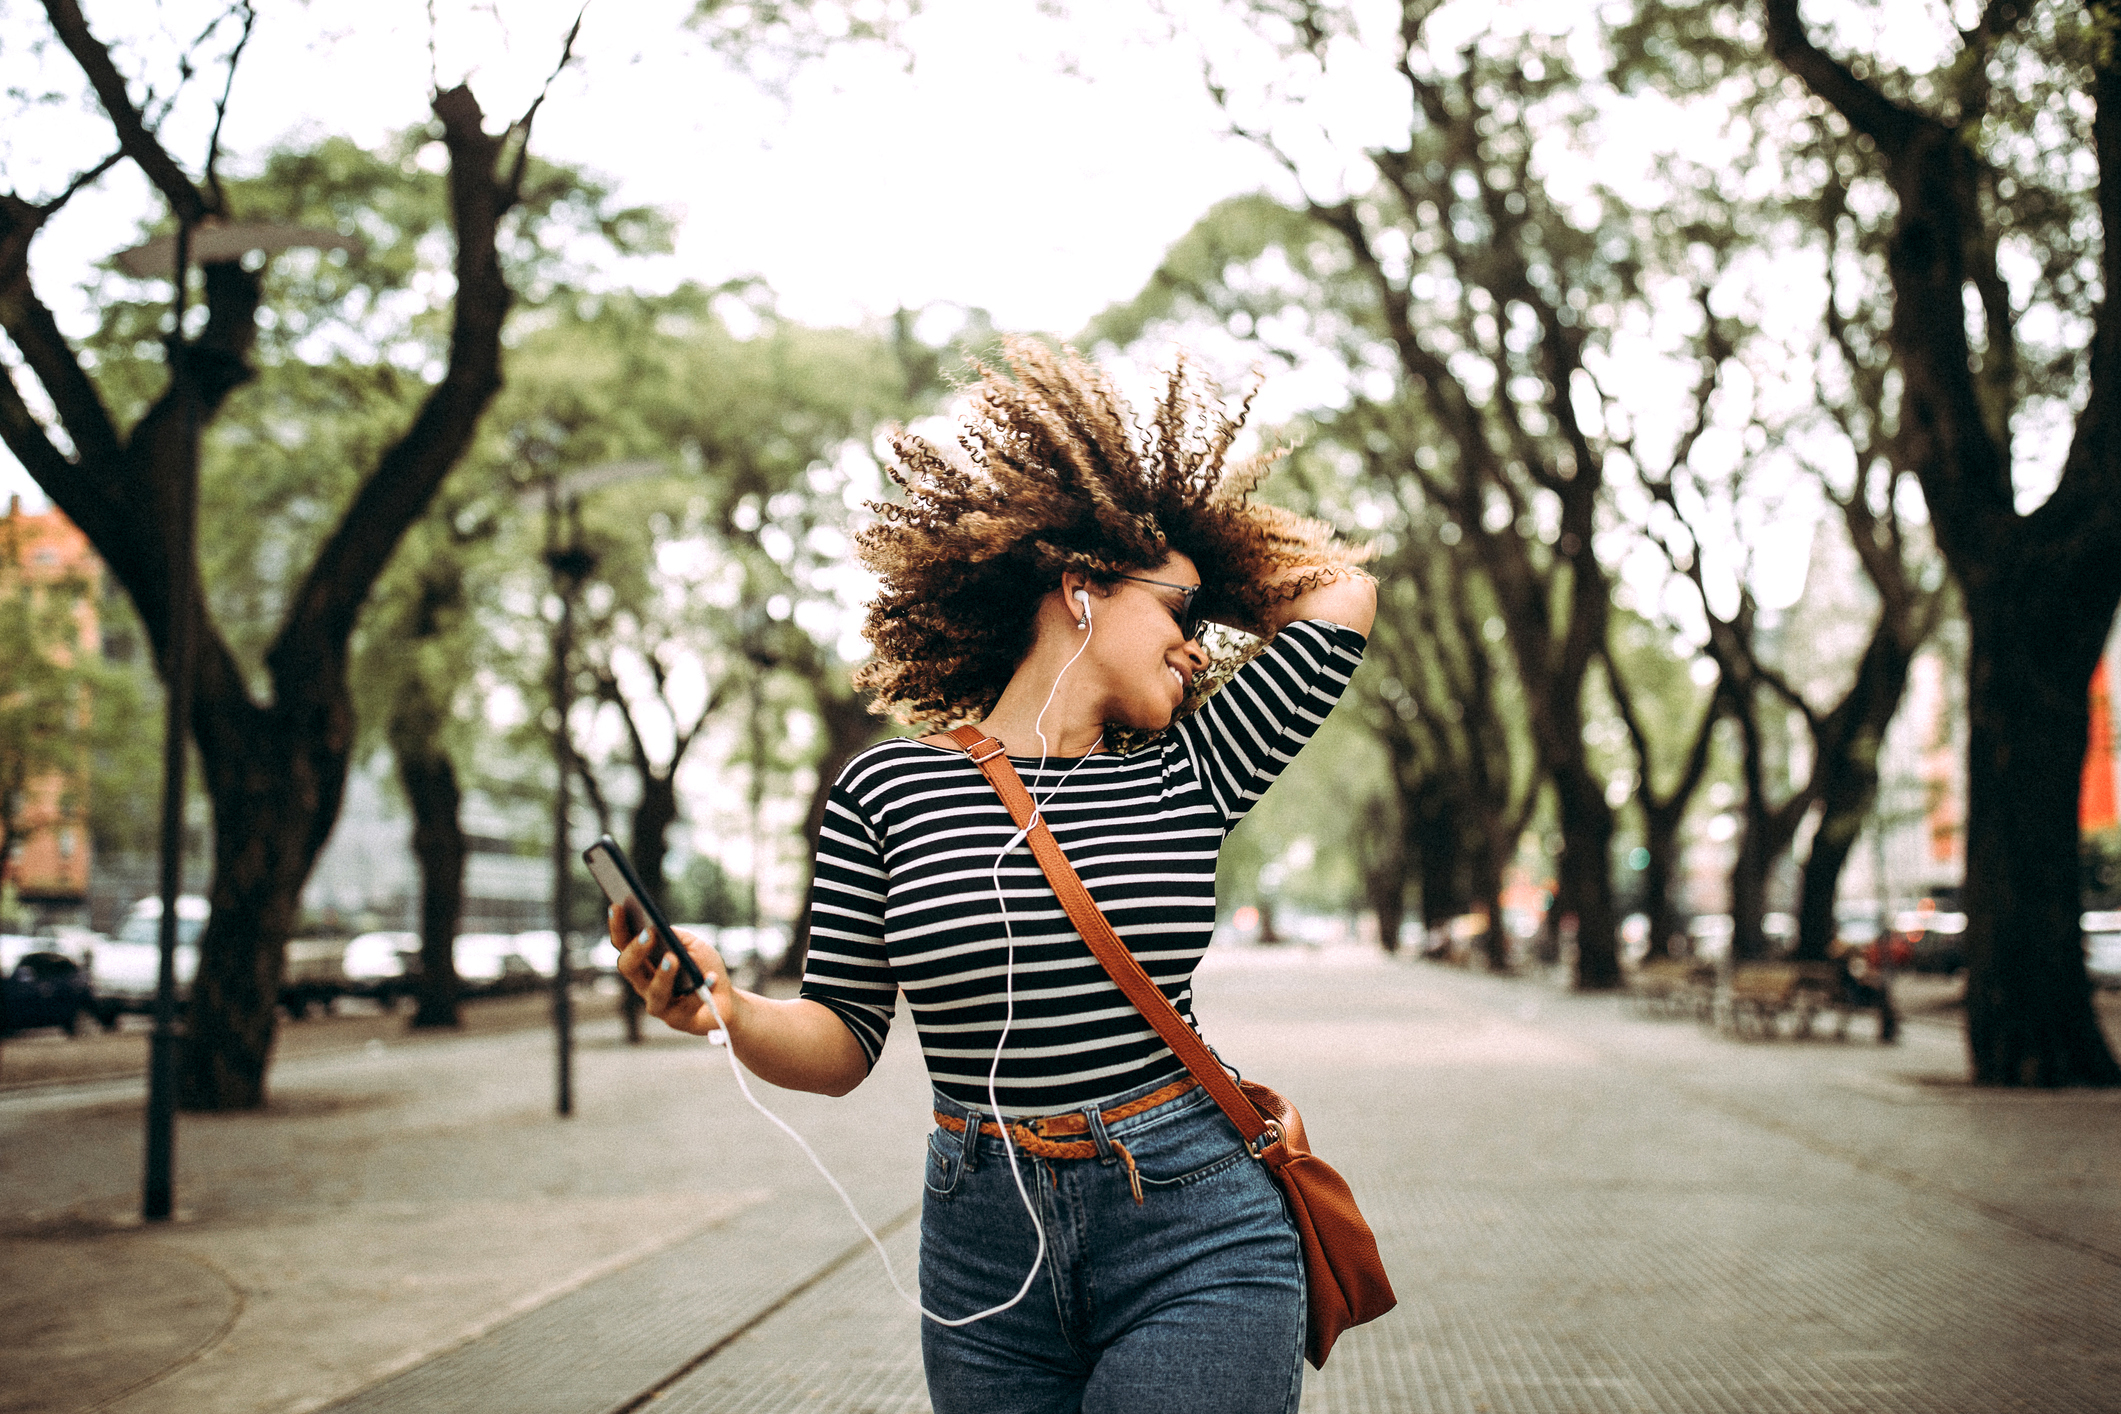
[1254,567,1376,639]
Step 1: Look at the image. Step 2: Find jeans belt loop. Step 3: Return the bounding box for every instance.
[958,1103,984,1172]
[1081,1104,1119,1166]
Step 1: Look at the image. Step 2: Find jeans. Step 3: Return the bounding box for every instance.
[920,1074,1306,1414]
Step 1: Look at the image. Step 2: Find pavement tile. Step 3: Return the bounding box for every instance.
[6,954,2119,1413]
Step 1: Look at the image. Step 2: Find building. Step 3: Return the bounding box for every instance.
[0,498,98,924]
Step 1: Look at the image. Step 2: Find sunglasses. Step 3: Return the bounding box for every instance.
[1117,575,1206,642]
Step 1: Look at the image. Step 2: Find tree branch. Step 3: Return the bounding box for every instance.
[203,3,257,211]
[0,203,127,472]
[499,4,588,203]
[1759,0,1926,160]
[42,0,213,223]
[265,84,511,686]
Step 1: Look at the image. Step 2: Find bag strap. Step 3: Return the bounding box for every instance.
[944,725,1287,1162]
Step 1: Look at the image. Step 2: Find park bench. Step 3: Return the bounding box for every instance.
[1717,961,1878,1040]
[1629,957,1715,1020]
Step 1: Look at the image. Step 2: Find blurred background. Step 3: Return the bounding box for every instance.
[2,0,2117,1105]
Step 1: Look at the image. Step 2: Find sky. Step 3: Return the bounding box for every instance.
[2,0,1292,510]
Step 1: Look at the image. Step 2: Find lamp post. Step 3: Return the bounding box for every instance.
[529,459,662,1117]
[119,220,361,1223]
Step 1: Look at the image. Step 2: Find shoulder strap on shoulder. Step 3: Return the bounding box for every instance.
[944,724,1271,1149]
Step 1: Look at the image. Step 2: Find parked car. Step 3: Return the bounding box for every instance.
[510,929,561,978]
[3,934,50,970]
[1685,914,1734,963]
[2,951,95,1035]
[94,898,208,1017]
[1891,907,1968,974]
[281,938,351,1017]
[453,933,541,996]
[711,925,791,987]
[2085,911,2121,991]
[343,931,422,1007]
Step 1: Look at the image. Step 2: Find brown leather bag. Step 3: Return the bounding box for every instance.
[946,725,1397,1368]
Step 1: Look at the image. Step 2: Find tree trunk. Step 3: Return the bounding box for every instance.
[1794,637,1917,961]
[180,638,350,1107]
[395,730,464,1030]
[1368,872,1405,956]
[1410,779,1466,931]
[1638,804,1685,961]
[1472,839,1509,973]
[1729,804,1774,963]
[1961,604,2121,1085]
[777,684,880,981]
[1607,658,1720,965]
[1356,793,1404,954]
[1552,762,1621,988]
[629,769,678,910]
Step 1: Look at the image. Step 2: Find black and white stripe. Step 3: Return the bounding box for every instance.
[800,619,1367,1111]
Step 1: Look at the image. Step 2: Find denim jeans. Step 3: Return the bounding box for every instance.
[920,1074,1306,1414]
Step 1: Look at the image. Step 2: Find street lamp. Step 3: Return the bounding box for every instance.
[122,219,364,1224]
[526,459,662,1117]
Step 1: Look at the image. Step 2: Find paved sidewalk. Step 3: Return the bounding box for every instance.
[4,951,2117,1413]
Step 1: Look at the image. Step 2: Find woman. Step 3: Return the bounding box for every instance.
[615,341,1375,1414]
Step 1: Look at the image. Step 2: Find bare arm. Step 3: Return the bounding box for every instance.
[1254,567,1376,638]
[612,907,871,1097]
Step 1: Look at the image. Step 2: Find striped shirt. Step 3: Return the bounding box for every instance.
[800,619,1367,1112]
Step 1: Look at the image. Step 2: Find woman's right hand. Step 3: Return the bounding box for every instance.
[609,904,742,1040]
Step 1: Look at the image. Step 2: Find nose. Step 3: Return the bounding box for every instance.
[1181,640,1208,670]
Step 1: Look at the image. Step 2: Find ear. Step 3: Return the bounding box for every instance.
[1058,570,1112,602]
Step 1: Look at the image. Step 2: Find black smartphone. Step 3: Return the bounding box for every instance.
[583,834,707,998]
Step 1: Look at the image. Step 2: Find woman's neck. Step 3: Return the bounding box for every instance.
[978,641,1108,757]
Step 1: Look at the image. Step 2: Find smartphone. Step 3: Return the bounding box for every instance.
[583,835,707,999]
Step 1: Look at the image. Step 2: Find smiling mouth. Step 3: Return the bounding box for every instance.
[1167,665,1186,693]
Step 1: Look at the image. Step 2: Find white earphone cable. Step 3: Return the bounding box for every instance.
[674,585,1102,1328]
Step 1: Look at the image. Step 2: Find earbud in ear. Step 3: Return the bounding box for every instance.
[1074,588,1091,630]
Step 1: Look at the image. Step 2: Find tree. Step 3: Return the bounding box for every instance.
[0,3,584,1107]
[354,503,494,1029]
[1758,0,2121,1084]
[1607,0,2121,1080]
[467,290,952,983]
[1603,611,1720,962]
[1106,0,1659,991]
[1312,431,1537,967]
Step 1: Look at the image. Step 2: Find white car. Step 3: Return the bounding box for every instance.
[510,929,560,978]
[343,931,421,1006]
[89,941,198,1014]
[95,898,210,1015]
[453,933,540,996]
[712,925,790,984]
[2085,912,2121,991]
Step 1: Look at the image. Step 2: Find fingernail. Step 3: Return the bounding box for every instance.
[660,955,676,971]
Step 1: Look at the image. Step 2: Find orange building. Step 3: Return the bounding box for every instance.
[2089,656,2118,833]
[1,497,99,909]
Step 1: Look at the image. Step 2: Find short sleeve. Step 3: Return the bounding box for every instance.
[1170,618,1367,833]
[798,779,896,1066]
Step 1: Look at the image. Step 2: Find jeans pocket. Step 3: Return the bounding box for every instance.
[925,1131,965,1199]
[1131,1110,1250,1190]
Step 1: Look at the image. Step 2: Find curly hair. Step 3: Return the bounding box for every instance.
[853,339,1370,728]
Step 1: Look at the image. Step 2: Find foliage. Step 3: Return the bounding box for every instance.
[668,849,744,926]
[77,131,672,697]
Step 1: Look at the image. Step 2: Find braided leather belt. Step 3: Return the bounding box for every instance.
[932,1078,1200,1204]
